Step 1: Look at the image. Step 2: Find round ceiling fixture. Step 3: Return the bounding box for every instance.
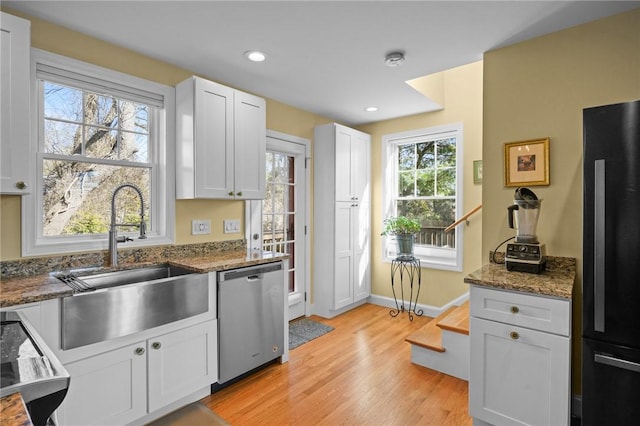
[364,106,379,112]
[244,50,267,62]
[385,51,405,67]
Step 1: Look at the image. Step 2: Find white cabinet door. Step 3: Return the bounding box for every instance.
[58,342,147,426]
[193,77,234,199]
[334,202,354,309]
[233,90,266,199]
[147,319,217,412]
[334,126,353,202]
[353,202,371,302]
[351,131,370,204]
[469,316,571,426]
[0,12,31,195]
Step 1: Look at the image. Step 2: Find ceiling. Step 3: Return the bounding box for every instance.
[5,1,639,125]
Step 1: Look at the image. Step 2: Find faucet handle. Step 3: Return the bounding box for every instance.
[116,236,134,243]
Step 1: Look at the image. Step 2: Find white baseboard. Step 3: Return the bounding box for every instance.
[367,292,469,319]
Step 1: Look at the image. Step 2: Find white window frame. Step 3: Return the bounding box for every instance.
[22,49,175,256]
[381,123,463,271]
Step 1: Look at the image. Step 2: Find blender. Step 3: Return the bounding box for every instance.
[505,187,546,273]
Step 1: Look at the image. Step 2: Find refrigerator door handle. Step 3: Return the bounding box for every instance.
[595,353,640,373]
[594,159,606,332]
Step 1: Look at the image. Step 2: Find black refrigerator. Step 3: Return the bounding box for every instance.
[582,100,640,425]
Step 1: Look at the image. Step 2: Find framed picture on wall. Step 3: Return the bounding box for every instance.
[473,160,483,184]
[504,138,550,187]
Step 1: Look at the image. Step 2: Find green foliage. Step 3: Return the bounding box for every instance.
[64,211,108,234]
[381,216,421,236]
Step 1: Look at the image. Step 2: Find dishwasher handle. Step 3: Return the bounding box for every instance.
[218,262,282,282]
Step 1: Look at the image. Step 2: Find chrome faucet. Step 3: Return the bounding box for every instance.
[109,183,147,266]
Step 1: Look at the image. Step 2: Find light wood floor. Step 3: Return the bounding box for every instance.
[201,303,472,425]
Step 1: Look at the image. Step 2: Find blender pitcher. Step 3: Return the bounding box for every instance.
[507,187,542,243]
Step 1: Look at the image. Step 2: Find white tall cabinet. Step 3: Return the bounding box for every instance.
[176,75,266,199]
[1,12,31,195]
[314,123,371,318]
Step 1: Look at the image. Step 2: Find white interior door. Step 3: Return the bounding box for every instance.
[247,131,310,321]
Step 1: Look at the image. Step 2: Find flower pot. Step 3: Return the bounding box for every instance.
[395,234,415,259]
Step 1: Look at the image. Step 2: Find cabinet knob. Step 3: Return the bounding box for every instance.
[510,306,520,314]
[510,331,520,340]
[228,191,234,196]
[135,347,145,356]
[236,192,242,197]
[152,342,161,350]
[15,181,27,190]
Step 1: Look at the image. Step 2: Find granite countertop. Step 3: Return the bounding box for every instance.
[0,392,32,426]
[464,255,576,299]
[0,246,287,308]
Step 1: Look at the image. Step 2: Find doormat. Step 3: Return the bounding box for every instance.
[148,401,229,426]
[289,318,334,350]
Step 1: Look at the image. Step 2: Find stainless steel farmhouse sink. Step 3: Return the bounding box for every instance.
[57,264,209,350]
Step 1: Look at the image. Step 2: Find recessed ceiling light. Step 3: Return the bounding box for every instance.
[365,106,379,112]
[385,51,405,67]
[244,50,267,62]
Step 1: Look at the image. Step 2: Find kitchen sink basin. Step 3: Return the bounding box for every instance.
[59,264,210,350]
[57,263,195,291]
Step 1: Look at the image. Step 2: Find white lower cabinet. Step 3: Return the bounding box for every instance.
[147,319,217,411]
[59,341,147,426]
[58,319,217,426]
[469,286,571,426]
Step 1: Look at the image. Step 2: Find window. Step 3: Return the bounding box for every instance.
[23,49,175,256]
[382,123,463,271]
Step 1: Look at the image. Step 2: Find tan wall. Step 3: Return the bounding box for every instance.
[482,9,640,394]
[358,61,484,307]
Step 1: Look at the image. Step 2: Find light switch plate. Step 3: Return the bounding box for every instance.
[224,219,241,234]
[192,219,211,235]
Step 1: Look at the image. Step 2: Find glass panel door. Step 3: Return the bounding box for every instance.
[263,152,296,293]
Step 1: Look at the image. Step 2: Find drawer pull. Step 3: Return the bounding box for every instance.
[510,331,520,340]
[510,306,520,314]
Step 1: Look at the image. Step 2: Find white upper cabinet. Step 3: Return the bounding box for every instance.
[1,12,31,195]
[176,75,266,199]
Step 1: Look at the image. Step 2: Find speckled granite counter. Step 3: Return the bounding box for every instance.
[0,392,32,426]
[464,255,575,299]
[0,240,287,308]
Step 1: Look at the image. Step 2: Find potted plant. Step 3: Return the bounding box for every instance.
[381,216,421,258]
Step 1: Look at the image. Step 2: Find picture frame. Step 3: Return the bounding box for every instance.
[504,138,550,187]
[473,160,483,184]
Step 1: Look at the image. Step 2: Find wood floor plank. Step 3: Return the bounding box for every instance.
[201,303,472,425]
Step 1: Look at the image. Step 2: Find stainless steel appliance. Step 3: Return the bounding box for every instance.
[505,187,546,273]
[1,311,70,426]
[216,262,284,385]
[582,100,640,425]
[58,264,208,349]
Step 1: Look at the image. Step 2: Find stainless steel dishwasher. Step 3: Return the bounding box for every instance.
[217,262,284,384]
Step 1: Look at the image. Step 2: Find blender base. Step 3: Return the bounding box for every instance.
[506,259,546,274]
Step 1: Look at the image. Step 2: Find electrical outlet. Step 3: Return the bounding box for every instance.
[191,219,211,235]
[224,219,241,234]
